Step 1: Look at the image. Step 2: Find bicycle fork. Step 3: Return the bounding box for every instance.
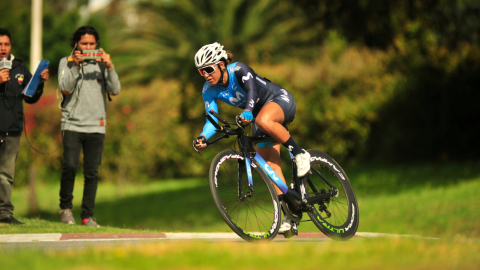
[236,158,255,202]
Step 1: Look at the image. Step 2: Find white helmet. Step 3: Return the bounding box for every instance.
[194,42,228,68]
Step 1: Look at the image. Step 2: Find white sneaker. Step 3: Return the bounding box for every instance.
[279,216,293,233]
[295,150,311,177]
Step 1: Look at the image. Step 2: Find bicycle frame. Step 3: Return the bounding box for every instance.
[198,110,339,210]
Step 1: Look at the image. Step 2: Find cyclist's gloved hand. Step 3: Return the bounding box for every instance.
[239,110,253,121]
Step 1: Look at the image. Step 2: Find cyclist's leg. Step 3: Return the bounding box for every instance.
[256,93,303,156]
[256,143,294,233]
[254,104,297,233]
[256,94,310,177]
[256,143,285,196]
[254,102,288,194]
[255,102,289,143]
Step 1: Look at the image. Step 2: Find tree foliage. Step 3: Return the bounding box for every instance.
[293,0,480,49]
[114,0,309,84]
[5,0,480,186]
[292,0,480,162]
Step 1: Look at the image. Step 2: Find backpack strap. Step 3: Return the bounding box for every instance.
[99,63,112,102]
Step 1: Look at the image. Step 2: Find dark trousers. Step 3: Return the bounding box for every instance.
[60,131,105,219]
[0,135,20,219]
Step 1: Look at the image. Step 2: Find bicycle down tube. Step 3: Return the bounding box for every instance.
[252,154,289,194]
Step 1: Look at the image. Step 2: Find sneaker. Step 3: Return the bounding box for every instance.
[278,216,293,233]
[294,150,311,177]
[59,209,75,224]
[82,217,100,227]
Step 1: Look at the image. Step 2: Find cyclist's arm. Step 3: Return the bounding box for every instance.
[200,84,219,140]
[234,62,258,113]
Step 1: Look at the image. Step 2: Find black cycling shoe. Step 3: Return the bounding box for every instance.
[0,216,25,225]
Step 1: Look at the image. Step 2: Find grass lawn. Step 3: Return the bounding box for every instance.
[2,237,480,270]
[1,161,480,269]
[1,161,479,239]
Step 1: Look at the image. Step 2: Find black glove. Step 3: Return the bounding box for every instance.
[193,136,207,148]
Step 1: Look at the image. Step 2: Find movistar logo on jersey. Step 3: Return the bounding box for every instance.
[227,91,245,105]
[280,89,290,103]
[256,77,266,85]
[242,72,253,83]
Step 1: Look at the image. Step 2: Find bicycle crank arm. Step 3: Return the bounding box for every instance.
[283,190,305,211]
[304,189,339,205]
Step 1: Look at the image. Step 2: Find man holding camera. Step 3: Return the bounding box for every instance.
[0,28,49,224]
[58,26,120,227]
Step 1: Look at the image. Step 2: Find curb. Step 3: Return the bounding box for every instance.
[0,232,439,243]
[0,232,337,243]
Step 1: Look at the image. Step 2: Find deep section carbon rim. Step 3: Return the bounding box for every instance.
[303,149,359,239]
[209,150,280,241]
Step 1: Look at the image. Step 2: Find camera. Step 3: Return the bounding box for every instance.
[71,50,103,61]
[82,49,103,60]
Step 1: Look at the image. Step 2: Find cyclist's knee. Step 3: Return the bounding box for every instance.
[255,116,274,133]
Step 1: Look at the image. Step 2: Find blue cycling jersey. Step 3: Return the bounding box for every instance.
[201,62,287,139]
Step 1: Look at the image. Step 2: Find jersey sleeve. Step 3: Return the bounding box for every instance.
[200,83,219,140]
[234,62,257,112]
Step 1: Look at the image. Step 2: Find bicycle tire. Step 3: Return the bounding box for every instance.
[209,149,281,242]
[302,149,359,240]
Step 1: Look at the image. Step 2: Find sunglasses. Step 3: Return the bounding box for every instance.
[198,64,217,76]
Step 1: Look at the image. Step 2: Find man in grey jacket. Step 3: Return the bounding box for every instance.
[58,26,120,227]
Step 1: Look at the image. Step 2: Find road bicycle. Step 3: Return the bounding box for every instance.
[193,110,359,242]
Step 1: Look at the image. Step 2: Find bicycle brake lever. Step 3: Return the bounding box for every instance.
[192,141,203,156]
[235,115,252,134]
[235,115,242,127]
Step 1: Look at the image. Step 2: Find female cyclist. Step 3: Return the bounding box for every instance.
[192,42,310,232]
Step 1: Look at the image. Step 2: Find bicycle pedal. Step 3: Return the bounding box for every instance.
[281,224,299,238]
[283,230,296,239]
[291,223,299,235]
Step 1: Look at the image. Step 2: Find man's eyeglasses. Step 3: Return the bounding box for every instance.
[198,64,216,76]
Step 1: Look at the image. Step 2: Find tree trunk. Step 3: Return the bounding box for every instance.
[28,164,39,215]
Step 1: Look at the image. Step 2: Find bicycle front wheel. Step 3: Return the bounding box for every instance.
[209,150,281,242]
[303,149,359,240]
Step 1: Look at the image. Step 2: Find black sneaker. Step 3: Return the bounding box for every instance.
[0,216,25,225]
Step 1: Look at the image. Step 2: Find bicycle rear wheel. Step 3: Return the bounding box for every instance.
[209,150,281,242]
[302,149,359,240]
